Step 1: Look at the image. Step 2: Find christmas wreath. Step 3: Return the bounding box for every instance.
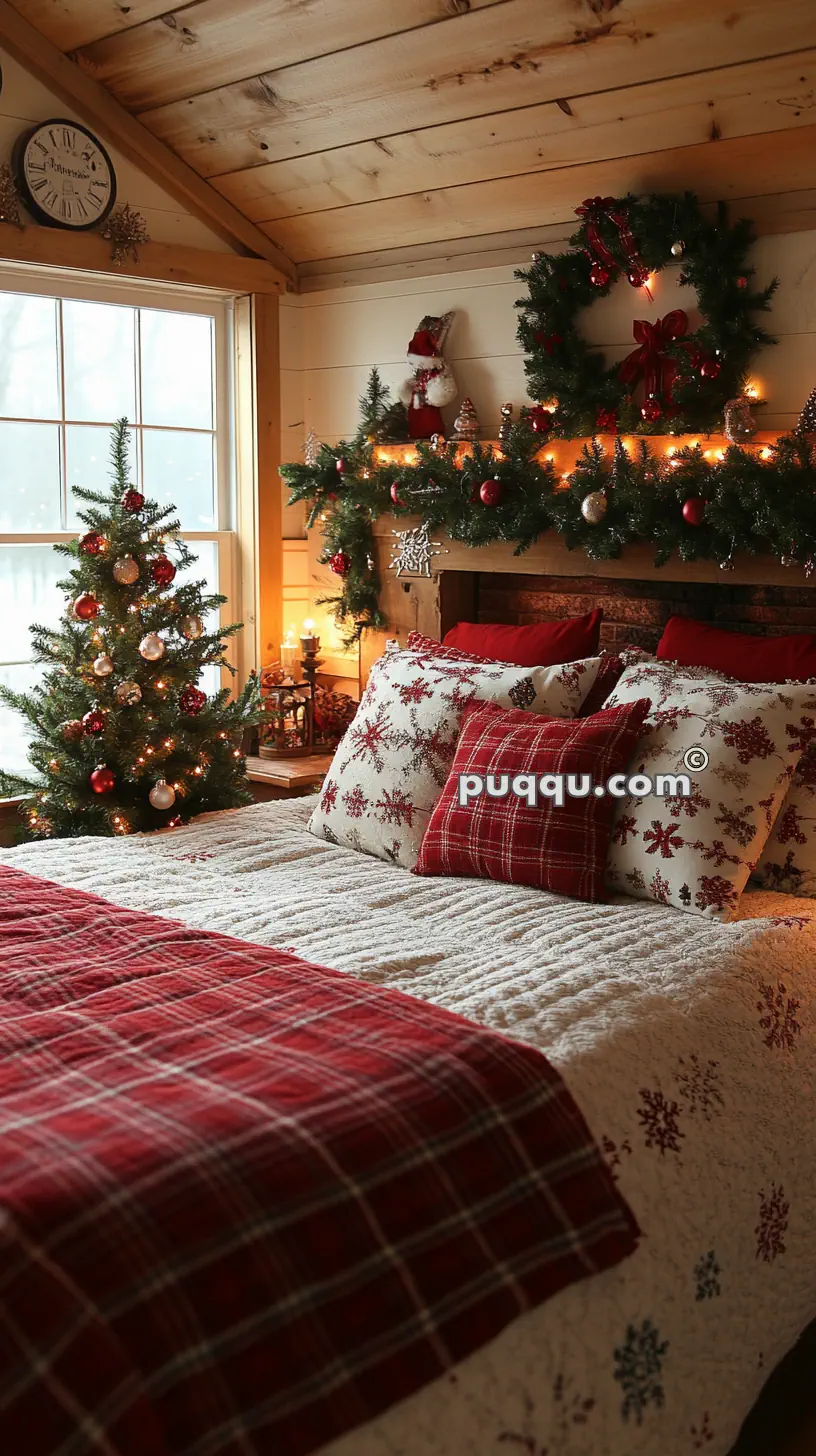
[516,191,777,437]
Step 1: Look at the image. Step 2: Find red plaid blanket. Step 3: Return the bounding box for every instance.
[0,865,639,1455]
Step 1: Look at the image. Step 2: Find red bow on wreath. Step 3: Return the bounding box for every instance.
[576,196,619,273]
[576,195,650,289]
[619,310,689,410]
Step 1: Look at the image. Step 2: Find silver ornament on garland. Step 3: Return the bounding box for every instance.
[453,397,480,441]
[723,396,757,443]
[139,632,165,661]
[149,778,176,810]
[180,614,204,640]
[498,402,513,448]
[92,653,114,677]
[780,548,797,568]
[114,680,142,706]
[303,429,320,467]
[581,490,608,525]
[670,240,685,258]
[112,554,140,584]
[719,556,736,572]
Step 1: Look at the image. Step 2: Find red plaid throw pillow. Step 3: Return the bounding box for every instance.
[414,697,651,902]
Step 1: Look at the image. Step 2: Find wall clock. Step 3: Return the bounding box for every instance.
[12,118,116,230]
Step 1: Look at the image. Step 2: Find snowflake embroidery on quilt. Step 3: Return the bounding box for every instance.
[342,785,369,818]
[173,852,215,863]
[691,1411,715,1447]
[718,716,776,764]
[496,1375,595,1453]
[613,1319,669,1424]
[637,1088,684,1155]
[694,1250,721,1300]
[601,1135,633,1181]
[756,1183,789,1262]
[757,979,802,1051]
[375,787,416,826]
[643,820,684,858]
[508,676,536,710]
[676,1054,723,1120]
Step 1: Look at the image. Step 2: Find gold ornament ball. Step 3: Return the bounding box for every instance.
[114,680,142,707]
[93,653,114,677]
[139,633,165,661]
[180,614,204,641]
[580,490,608,525]
[149,778,176,811]
[112,554,140,585]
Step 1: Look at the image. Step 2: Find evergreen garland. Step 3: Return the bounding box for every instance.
[515,191,777,437]
[0,420,260,840]
[281,373,816,643]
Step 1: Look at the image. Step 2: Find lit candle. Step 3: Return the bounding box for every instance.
[280,625,298,679]
[300,617,320,655]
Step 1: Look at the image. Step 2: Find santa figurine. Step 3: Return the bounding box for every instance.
[398,312,457,439]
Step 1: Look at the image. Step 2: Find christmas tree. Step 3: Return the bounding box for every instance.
[798,386,816,435]
[0,418,259,840]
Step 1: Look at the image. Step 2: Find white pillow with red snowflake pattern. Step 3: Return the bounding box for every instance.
[308,647,602,869]
[603,661,816,919]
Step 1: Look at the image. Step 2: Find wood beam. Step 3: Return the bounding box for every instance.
[0,0,295,280]
[0,219,285,292]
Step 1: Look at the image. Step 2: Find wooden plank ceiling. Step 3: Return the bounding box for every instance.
[7,0,816,280]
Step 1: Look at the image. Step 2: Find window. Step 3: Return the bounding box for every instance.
[0,270,246,777]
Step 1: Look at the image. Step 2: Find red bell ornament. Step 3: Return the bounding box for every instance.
[79,531,106,556]
[150,555,176,587]
[700,359,721,380]
[329,551,351,577]
[73,592,100,621]
[179,685,207,716]
[89,765,116,795]
[82,707,108,735]
[479,478,502,507]
[122,489,145,513]
[682,497,707,527]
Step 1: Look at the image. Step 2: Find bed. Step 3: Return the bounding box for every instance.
[3,794,814,1456]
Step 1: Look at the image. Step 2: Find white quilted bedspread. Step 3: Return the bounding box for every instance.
[3,799,816,1456]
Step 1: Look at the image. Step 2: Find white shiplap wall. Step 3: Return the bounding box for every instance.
[0,48,232,252]
[281,228,816,543]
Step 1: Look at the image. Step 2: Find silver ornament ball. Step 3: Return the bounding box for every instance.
[112,554,140,585]
[780,554,797,569]
[580,490,608,525]
[180,614,204,641]
[92,653,114,677]
[719,558,736,572]
[139,633,165,661]
[114,680,142,707]
[149,778,176,811]
[670,240,685,258]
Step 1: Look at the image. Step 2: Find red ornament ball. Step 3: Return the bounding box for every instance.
[73,592,100,621]
[122,489,145,513]
[589,261,611,288]
[628,264,650,288]
[641,397,662,423]
[596,408,618,432]
[150,555,177,587]
[682,496,707,527]
[390,481,404,506]
[179,685,207,716]
[529,406,553,434]
[79,531,106,556]
[736,276,748,290]
[89,765,116,795]
[329,550,351,577]
[82,707,108,735]
[479,477,502,507]
[700,359,721,380]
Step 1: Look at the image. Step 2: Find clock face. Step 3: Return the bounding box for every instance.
[14,119,117,230]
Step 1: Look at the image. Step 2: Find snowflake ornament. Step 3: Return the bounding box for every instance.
[389,522,447,577]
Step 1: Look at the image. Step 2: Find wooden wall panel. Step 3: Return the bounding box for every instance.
[138,0,816,178]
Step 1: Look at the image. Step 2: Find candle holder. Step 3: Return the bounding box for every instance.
[299,644,323,747]
[259,679,313,758]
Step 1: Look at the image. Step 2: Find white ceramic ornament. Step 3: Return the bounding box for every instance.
[149,779,176,810]
[139,633,165,661]
[112,554,140,585]
[180,614,204,641]
[92,653,114,676]
[580,490,608,525]
[114,680,142,706]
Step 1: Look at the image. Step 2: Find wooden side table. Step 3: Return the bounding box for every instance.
[246,753,334,801]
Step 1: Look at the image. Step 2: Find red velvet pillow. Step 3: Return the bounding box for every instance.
[442,611,602,667]
[656,616,816,682]
[414,697,651,902]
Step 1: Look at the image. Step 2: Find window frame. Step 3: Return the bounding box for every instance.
[0,265,257,715]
